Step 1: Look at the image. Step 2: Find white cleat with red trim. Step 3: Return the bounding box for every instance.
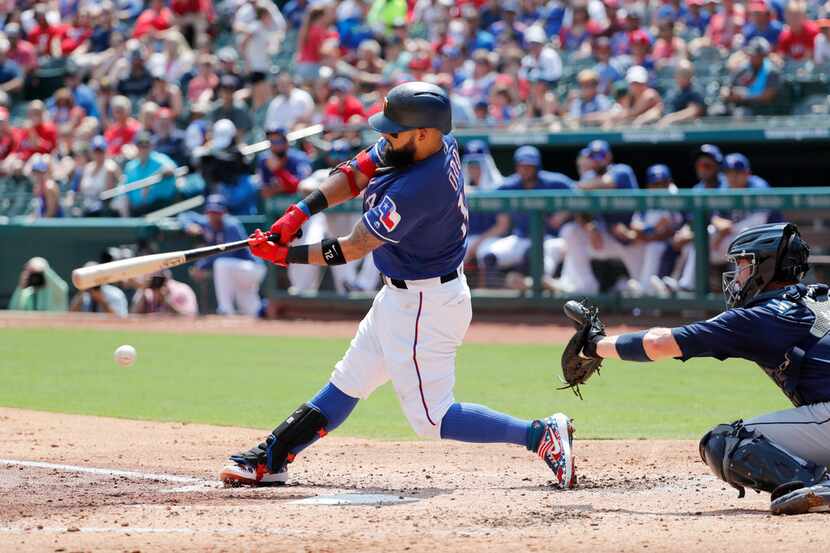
[219,462,288,487]
[534,413,576,489]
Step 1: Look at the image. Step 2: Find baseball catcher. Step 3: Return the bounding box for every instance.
[562,222,830,515]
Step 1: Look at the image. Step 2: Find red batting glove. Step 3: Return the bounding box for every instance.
[248,229,288,266]
[269,204,308,246]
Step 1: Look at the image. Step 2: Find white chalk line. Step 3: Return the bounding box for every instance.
[0,458,210,486]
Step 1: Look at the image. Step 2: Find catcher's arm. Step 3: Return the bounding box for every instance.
[595,327,682,361]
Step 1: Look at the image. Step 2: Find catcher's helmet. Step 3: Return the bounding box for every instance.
[722,222,810,309]
[368,82,453,135]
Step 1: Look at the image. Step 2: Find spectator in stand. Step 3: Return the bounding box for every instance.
[104,95,140,156]
[608,65,663,126]
[523,70,561,126]
[63,61,99,119]
[185,195,266,316]
[559,3,601,54]
[8,257,68,312]
[296,5,337,82]
[131,270,198,316]
[4,23,37,75]
[117,44,153,99]
[0,37,22,96]
[49,88,85,134]
[566,69,613,126]
[777,0,819,60]
[170,0,215,48]
[73,135,124,217]
[148,30,195,86]
[657,60,707,126]
[236,1,285,79]
[193,119,256,214]
[16,100,57,161]
[138,102,160,132]
[210,74,253,140]
[187,54,219,104]
[521,25,562,84]
[724,37,781,114]
[458,49,498,101]
[706,0,746,49]
[815,19,830,64]
[185,98,211,151]
[283,0,309,29]
[652,18,687,67]
[216,47,242,81]
[94,78,115,129]
[123,132,177,215]
[743,1,783,47]
[258,125,312,198]
[133,0,174,39]
[684,0,711,36]
[611,6,648,55]
[0,107,18,163]
[152,108,188,167]
[324,77,365,125]
[147,73,183,120]
[626,29,656,73]
[591,36,624,95]
[70,262,129,317]
[28,155,62,218]
[265,72,315,132]
[490,1,527,45]
[27,4,64,57]
[475,145,573,272]
[60,7,93,56]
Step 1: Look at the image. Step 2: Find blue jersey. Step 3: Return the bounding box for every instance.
[499,171,573,238]
[591,163,638,229]
[672,284,830,407]
[362,135,467,280]
[181,213,260,270]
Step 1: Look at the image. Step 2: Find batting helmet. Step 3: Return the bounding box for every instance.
[722,222,810,308]
[368,81,453,135]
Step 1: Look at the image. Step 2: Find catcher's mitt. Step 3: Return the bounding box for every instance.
[559,300,606,399]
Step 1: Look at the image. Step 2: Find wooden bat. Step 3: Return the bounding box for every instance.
[71,237,262,290]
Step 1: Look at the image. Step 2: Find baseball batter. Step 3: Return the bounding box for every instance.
[563,223,830,515]
[219,82,576,489]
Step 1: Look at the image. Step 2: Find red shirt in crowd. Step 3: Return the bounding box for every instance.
[133,7,174,38]
[324,95,366,124]
[777,20,819,59]
[0,129,18,160]
[27,23,70,56]
[13,122,57,161]
[170,0,215,22]
[8,40,38,72]
[104,118,141,155]
[60,26,92,55]
[297,24,337,63]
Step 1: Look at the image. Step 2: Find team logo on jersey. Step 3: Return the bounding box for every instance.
[378,196,401,232]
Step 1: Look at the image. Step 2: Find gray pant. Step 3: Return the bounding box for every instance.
[744,401,830,468]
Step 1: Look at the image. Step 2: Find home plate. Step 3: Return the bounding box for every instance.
[290,493,420,506]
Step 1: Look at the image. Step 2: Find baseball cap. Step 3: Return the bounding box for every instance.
[265,125,287,137]
[646,164,672,184]
[525,25,547,45]
[91,135,107,151]
[205,194,227,213]
[134,131,153,145]
[587,139,611,160]
[745,36,771,56]
[629,30,651,48]
[217,47,238,63]
[514,145,541,167]
[626,65,649,84]
[212,119,236,150]
[330,76,354,92]
[219,74,242,90]
[696,143,723,164]
[31,156,49,172]
[465,139,490,155]
[724,153,751,171]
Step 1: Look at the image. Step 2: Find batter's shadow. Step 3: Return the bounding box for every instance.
[286,482,453,500]
[590,506,770,517]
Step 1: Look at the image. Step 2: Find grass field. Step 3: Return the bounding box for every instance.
[0,327,792,439]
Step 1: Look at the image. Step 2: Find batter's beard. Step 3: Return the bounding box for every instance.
[383,139,417,168]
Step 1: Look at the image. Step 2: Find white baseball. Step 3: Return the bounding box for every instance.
[114,344,137,367]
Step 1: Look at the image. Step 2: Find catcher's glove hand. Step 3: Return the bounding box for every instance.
[559,300,606,399]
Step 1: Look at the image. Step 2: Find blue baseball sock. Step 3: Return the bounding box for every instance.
[440,403,533,448]
[287,382,358,457]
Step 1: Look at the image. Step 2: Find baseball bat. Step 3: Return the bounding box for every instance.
[71,237,260,290]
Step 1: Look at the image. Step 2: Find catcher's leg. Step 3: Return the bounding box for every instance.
[699,420,828,513]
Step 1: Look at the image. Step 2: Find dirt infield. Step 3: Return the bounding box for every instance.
[0,407,825,553]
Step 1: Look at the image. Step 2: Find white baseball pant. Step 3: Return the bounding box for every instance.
[213,257,267,316]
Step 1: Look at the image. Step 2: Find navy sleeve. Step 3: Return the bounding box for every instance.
[363,183,429,244]
[612,165,638,189]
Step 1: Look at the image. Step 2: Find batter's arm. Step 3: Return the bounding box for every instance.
[284,217,383,267]
[595,327,682,361]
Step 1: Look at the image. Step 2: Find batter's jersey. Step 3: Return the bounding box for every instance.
[362,135,467,280]
[672,284,830,407]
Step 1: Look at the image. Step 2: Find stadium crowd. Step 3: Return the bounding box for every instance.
[0,0,814,309]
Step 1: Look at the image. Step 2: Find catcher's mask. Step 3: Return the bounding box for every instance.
[722,222,810,309]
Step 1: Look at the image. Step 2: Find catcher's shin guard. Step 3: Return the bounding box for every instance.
[226,404,328,479]
[699,420,827,498]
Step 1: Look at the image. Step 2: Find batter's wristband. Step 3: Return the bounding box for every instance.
[321,238,347,266]
[354,149,378,178]
[615,330,650,362]
[337,163,360,198]
[299,189,328,216]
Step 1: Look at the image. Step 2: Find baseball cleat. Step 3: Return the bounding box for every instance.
[770,482,830,515]
[219,462,288,487]
[534,413,576,489]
